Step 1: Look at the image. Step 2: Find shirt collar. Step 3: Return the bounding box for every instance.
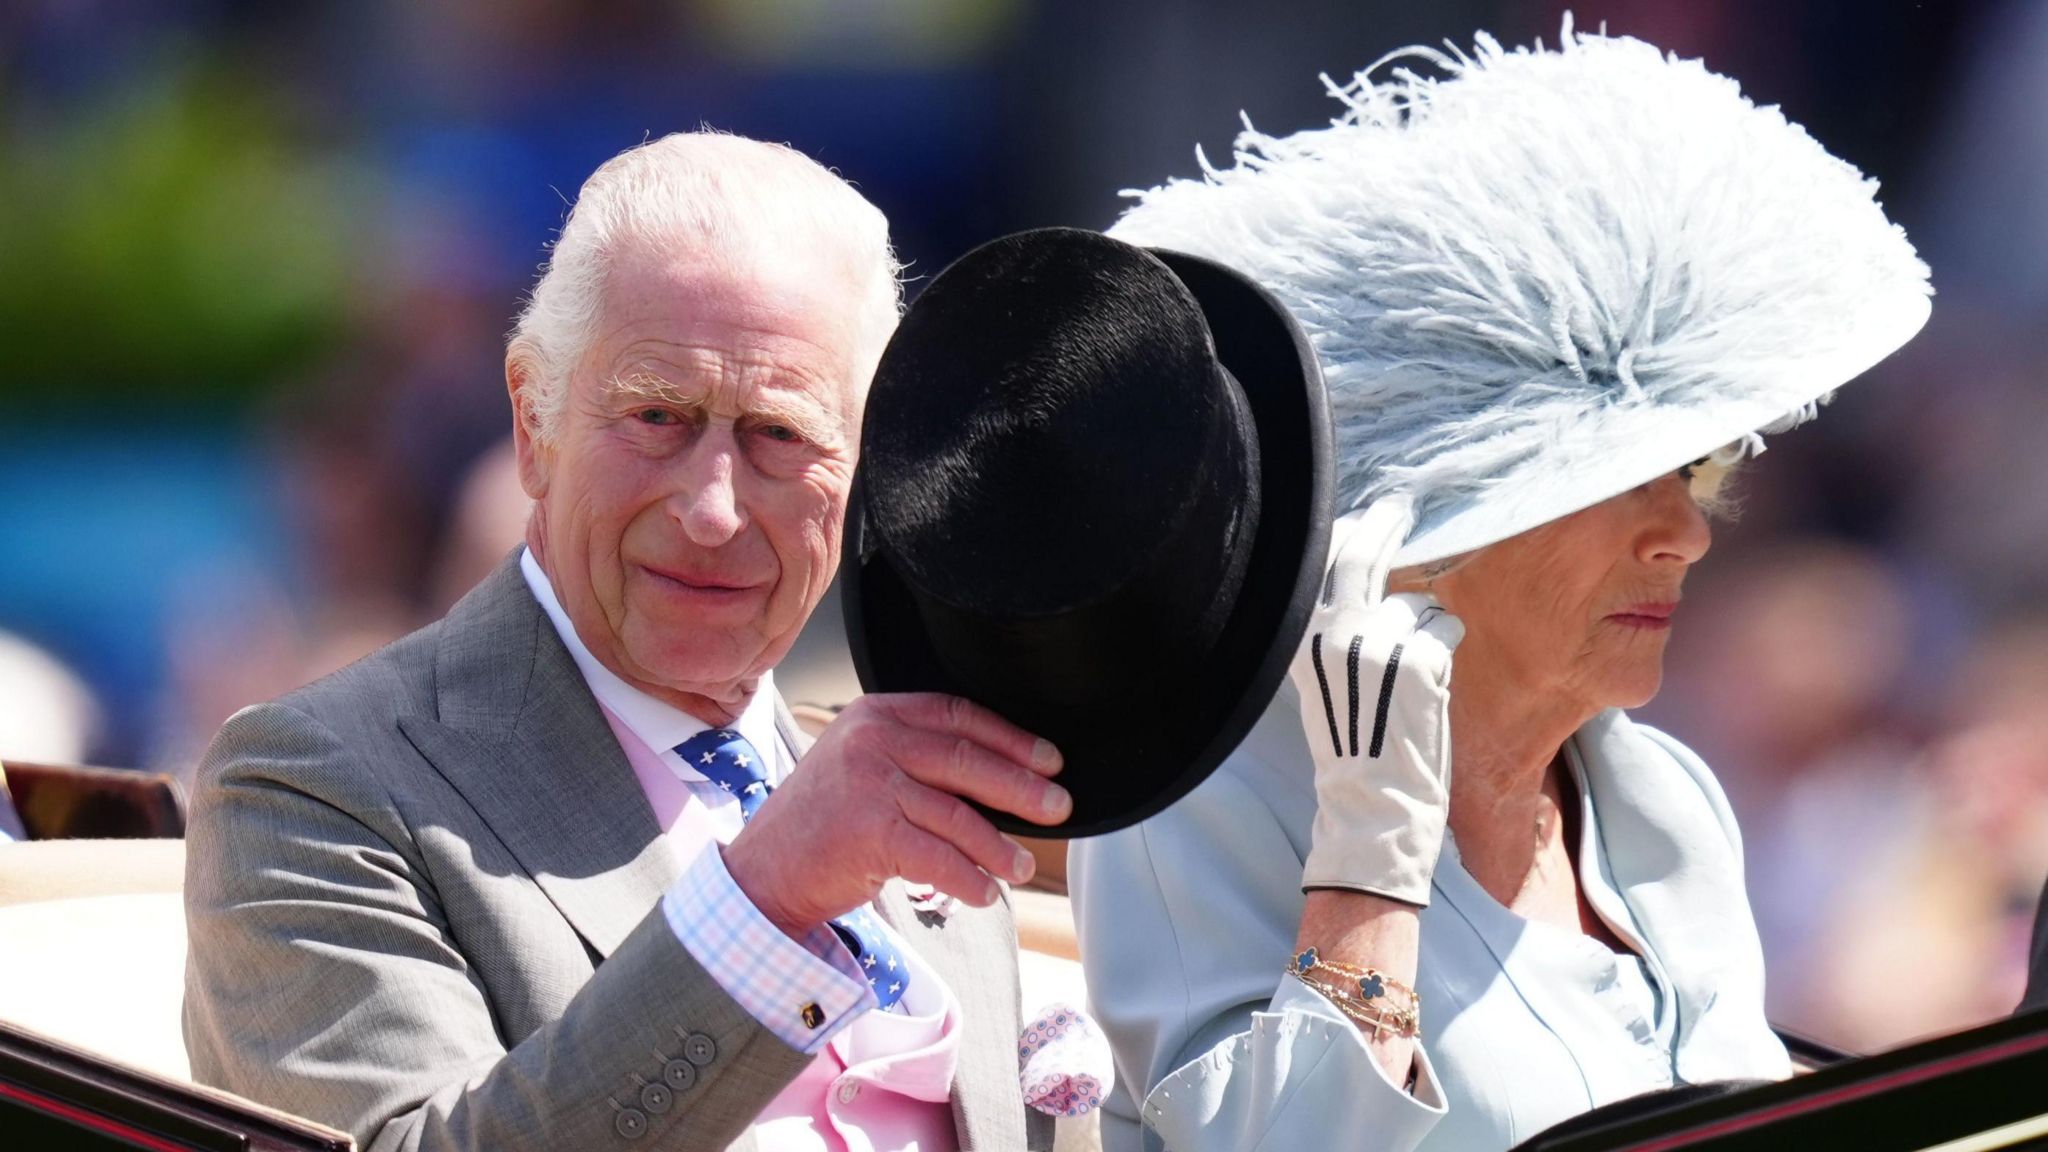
[520,548,784,778]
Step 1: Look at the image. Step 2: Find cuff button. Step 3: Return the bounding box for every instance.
[683,1032,718,1066]
[662,1059,697,1092]
[615,1108,648,1139]
[801,1002,826,1030]
[640,1082,673,1115]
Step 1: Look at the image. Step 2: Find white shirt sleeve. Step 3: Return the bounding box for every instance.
[661,842,876,1054]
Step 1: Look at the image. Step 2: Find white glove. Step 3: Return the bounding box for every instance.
[1291,498,1465,906]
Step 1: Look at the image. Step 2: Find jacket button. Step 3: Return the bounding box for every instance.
[662,1059,697,1091]
[640,1082,673,1115]
[683,1032,718,1066]
[614,1108,648,1139]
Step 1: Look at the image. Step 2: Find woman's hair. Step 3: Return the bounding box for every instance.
[1685,443,1746,520]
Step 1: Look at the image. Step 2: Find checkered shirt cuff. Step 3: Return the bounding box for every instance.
[662,843,876,1053]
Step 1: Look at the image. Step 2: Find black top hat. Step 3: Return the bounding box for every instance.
[843,228,1332,838]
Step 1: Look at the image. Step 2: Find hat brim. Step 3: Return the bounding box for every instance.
[1393,289,1932,567]
[843,246,1333,839]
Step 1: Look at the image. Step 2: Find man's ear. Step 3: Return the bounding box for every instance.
[507,358,551,499]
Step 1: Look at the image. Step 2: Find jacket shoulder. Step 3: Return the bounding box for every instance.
[188,591,495,831]
[287,608,446,717]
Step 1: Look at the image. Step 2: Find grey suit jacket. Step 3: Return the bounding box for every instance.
[183,556,1052,1151]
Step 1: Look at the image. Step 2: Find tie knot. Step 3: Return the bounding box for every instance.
[675,728,771,818]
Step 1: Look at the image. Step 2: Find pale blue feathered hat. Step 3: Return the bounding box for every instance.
[1109,18,1932,567]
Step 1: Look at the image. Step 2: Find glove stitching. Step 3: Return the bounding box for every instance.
[1311,633,1344,754]
[1346,634,1366,756]
[1369,642,1406,758]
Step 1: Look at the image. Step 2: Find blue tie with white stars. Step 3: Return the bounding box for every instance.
[677,727,912,1012]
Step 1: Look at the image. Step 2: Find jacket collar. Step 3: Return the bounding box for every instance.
[1566,709,1788,1083]
[1428,708,1786,1085]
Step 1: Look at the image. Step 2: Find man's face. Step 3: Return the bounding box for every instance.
[515,245,879,708]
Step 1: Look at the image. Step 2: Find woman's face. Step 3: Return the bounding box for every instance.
[1425,470,1713,716]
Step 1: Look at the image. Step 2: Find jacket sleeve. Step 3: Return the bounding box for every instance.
[1070,739,1446,1152]
[1143,979,1445,1152]
[182,702,812,1152]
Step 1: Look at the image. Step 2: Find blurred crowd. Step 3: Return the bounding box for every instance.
[5,0,2048,1055]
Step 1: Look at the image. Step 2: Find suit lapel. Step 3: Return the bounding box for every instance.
[874,877,1029,1149]
[397,555,682,959]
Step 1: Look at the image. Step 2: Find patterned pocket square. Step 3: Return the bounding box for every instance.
[1017,1002,1113,1118]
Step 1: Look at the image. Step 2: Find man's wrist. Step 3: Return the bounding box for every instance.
[663,844,874,1053]
[720,838,812,941]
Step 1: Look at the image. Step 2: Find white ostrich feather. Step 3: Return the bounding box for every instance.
[1110,17,1931,564]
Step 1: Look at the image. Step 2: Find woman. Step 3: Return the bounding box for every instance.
[1070,22,1930,1152]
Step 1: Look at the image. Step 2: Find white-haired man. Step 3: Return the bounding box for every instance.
[183,132,1065,1151]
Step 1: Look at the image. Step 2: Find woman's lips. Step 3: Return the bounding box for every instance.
[1607,602,1678,630]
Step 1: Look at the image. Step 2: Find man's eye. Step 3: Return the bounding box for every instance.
[760,424,801,443]
[635,409,680,426]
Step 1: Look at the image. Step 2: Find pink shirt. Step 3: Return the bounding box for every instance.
[601,705,962,1152]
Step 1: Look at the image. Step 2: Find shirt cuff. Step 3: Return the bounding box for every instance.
[661,843,876,1053]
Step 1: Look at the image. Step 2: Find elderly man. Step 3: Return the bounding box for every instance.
[183,132,1067,1151]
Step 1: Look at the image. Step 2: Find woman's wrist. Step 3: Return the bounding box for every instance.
[1289,946,1421,1038]
[1283,941,1426,1097]
[1295,887,1425,1089]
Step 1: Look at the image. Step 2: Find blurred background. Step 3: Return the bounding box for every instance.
[2,0,2044,1056]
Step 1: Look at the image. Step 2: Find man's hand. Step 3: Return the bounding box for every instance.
[722,693,1068,938]
[1291,498,1465,907]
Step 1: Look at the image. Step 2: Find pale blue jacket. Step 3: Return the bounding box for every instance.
[1070,685,1789,1151]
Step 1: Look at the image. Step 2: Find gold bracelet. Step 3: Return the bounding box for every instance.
[1289,947,1421,1039]
[1294,973,1419,1038]
[1293,949,1420,1009]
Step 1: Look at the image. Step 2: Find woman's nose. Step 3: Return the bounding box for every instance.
[1639,474,1711,566]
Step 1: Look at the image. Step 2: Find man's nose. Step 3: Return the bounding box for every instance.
[671,429,745,547]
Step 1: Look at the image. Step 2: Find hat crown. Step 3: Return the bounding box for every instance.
[843,231,1335,837]
[861,229,1238,617]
